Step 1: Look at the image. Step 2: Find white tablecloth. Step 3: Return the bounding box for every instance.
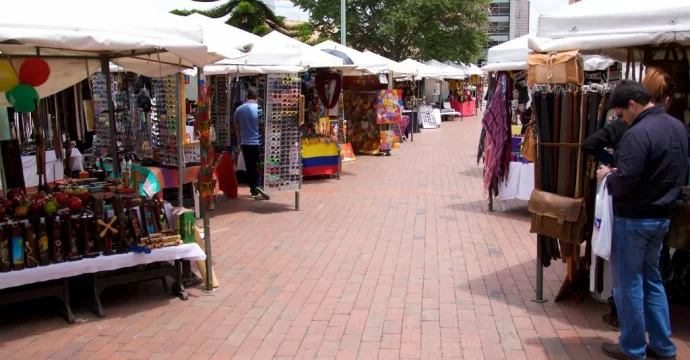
[21,149,84,189]
[497,162,534,201]
[0,243,206,290]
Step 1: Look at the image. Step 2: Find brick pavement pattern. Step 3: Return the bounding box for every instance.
[2,114,690,359]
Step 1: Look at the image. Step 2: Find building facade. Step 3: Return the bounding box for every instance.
[480,0,530,66]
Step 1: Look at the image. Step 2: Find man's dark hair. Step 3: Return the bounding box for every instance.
[608,80,652,108]
[247,87,258,100]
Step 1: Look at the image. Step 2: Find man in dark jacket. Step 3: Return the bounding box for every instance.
[597,80,687,360]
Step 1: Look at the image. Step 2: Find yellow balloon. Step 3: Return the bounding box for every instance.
[0,63,19,93]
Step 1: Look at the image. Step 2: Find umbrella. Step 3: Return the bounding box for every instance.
[321,49,354,65]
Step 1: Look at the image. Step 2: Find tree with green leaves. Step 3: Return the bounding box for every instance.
[291,0,490,63]
[171,0,317,39]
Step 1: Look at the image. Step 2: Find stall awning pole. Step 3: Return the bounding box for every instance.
[100,55,119,177]
[340,0,346,45]
[198,67,214,292]
[177,74,184,207]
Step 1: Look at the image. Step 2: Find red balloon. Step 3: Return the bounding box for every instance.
[18,58,50,87]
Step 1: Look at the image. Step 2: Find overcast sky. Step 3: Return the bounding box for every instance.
[141,0,310,22]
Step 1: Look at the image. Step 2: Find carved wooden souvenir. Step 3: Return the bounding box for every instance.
[112,196,129,254]
[37,218,50,266]
[0,225,11,272]
[83,214,99,258]
[98,215,118,256]
[128,208,144,241]
[154,201,169,232]
[25,222,38,268]
[91,197,105,251]
[138,232,182,249]
[51,216,65,263]
[11,225,24,270]
[143,205,158,236]
[66,215,83,261]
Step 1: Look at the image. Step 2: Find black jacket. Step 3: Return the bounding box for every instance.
[607,105,689,218]
[582,118,628,166]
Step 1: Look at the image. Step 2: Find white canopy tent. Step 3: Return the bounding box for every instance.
[400,59,443,80]
[483,35,530,72]
[361,51,418,77]
[263,32,350,70]
[445,61,484,77]
[424,60,466,79]
[483,34,616,73]
[528,0,690,62]
[314,41,389,75]
[0,1,211,108]
[182,14,305,74]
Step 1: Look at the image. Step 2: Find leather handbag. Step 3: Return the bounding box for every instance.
[527,189,587,244]
[521,121,536,162]
[528,50,584,87]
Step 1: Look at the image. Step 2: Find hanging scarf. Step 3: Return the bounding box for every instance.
[481,73,510,195]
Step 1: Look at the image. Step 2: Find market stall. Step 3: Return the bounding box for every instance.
[0,0,215,318]
[527,0,690,304]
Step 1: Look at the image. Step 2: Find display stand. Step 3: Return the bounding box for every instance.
[263,74,303,210]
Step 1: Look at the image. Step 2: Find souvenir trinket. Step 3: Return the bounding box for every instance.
[83,214,99,258]
[51,216,65,263]
[0,225,11,272]
[98,215,118,256]
[37,218,50,266]
[11,225,24,270]
[25,222,38,268]
[66,215,83,261]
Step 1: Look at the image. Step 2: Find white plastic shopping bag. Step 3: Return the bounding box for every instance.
[592,174,613,259]
[236,150,247,172]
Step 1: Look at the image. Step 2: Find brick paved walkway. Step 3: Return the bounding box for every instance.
[2,114,690,360]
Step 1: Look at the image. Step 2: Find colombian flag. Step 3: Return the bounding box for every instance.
[302,140,340,177]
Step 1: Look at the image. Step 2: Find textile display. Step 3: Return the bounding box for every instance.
[481,73,511,195]
[341,143,355,162]
[302,141,340,177]
[376,90,402,124]
[345,93,380,155]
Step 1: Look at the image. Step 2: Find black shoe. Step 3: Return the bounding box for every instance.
[601,343,637,360]
[647,347,676,360]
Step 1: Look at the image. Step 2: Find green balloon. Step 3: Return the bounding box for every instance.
[5,84,39,113]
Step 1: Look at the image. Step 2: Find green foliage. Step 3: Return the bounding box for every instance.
[172,0,281,35]
[291,0,491,63]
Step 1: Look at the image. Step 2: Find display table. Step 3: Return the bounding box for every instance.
[449,100,477,117]
[497,162,534,201]
[0,244,206,323]
[21,149,84,191]
[302,140,340,177]
[0,244,205,290]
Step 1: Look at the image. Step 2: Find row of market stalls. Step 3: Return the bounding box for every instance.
[0,0,486,322]
[479,0,690,312]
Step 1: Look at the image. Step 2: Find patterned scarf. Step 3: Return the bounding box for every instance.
[481,73,510,194]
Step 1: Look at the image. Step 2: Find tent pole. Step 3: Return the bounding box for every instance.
[100,55,119,177]
[177,74,184,207]
[197,68,214,292]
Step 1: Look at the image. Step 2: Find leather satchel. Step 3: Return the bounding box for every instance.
[528,50,584,87]
[527,190,587,244]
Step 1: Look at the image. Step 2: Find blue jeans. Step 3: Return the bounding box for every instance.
[610,217,676,359]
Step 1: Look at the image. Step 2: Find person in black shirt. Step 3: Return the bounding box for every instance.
[597,80,686,360]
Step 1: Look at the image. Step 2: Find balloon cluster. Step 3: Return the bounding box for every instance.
[0,58,50,113]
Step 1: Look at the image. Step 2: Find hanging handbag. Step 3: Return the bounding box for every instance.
[527,96,587,245]
[528,50,584,87]
[521,121,536,162]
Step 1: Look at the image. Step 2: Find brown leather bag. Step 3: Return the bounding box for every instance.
[528,50,584,87]
[527,190,587,244]
[521,121,536,162]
